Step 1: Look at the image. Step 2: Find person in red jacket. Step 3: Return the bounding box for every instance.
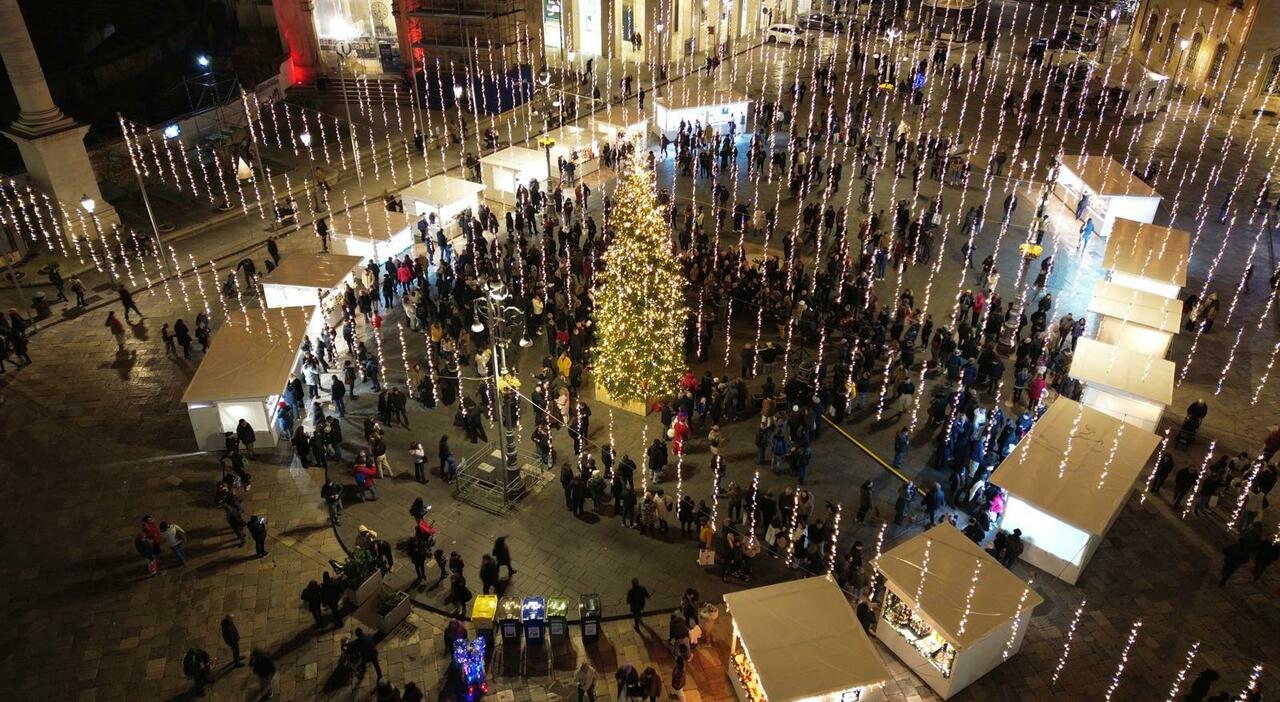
[353,460,378,502]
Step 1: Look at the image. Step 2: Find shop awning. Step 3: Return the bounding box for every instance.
[1088,281,1182,334]
[401,175,486,211]
[1059,154,1159,199]
[1070,337,1175,405]
[260,253,363,290]
[181,306,312,404]
[990,397,1162,536]
[876,524,1044,649]
[1102,218,1190,288]
[723,577,889,699]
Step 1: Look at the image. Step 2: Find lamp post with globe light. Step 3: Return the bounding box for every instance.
[472,279,533,498]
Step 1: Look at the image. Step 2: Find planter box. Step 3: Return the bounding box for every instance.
[345,570,383,607]
[378,590,412,634]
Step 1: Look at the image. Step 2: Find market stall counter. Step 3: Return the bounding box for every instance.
[875,524,1044,699]
[181,307,313,451]
[1055,154,1162,239]
[1101,218,1190,299]
[989,397,1162,584]
[722,577,890,702]
[1069,337,1175,432]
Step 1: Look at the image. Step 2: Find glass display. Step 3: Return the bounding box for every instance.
[881,589,957,678]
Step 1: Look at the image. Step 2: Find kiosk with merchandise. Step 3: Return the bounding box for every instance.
[722,577,890,702]
[989,398,1162,584]
[481,146,552,207]
[329,207,415,263]
[1069,337,1175,432]
[652,88,750,138]
[401,175,486,241]
[1101,218,1190,299]
[1088,281,1181,358]
[182,307,313,451]
[875,524,1045,699]
[1055,154,1162,239]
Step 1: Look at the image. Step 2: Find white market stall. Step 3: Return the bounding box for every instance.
[989,398,1162,584]
[591,105,649,143]
[876,524,1045,699]
[723,577,890,702]
[1088,281,1181,358]
[259,253,363,336]
[1069,337,1175,432]
[182,306,312,451]
[1055,154,1162,239]
[543,125,602,180]
[653,88,750,138]
[1102,218,1190,299]
[481,146,552,207]
[329,207,415,263]
[401,175,486,241]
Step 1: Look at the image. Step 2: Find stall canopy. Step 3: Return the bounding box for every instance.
[1088,281,1182,334]
[990,398,1162,538]
[723,577,889,699]
[260,253,363,297]
[181,307,312,404]
[401,176,486,216]
[1102,218,1190,295]
[877,524,1044,649]
[1070,337,1175,406]
[1058,154,1159,201]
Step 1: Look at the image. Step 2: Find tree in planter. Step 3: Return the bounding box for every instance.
[591,160,689,403]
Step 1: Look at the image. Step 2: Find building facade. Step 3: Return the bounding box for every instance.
[1128,0,1280,114]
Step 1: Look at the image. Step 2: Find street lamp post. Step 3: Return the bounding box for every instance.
[80,194,116,286]
[473,280,532,498]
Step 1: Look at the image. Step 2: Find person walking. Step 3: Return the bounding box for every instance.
[117,285,144,321]
[626,578,650,630]
[221,613,243,667]
[576,661,599,702]
[246,514,269,557]
[106,311,127,351]
[249,648,276,699]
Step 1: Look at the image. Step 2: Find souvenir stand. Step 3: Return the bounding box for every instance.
[989,398,1162,584]
[1055,154,1162,239]
[401,175,486,242]
[722,577,890,702]
[652,88,751,138]
[182,307,312,451]
[591,105,649,144]
[1101,218,1190,299]
[259,253,364,335]
[328,207,415,263]
[875,524,1045,699]
[1069,337,1175,432]
[480,146,551,207]
[543,125,601,179]
[1088,281,1181,358]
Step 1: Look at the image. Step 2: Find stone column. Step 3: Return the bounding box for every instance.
[0,0,118,233]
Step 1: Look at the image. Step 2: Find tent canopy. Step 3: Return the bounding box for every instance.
[1102,218,1190,287]
[1070,337,1175,405]
[990,398,1161,535]
[1088,281,1182,334]
[724,577,889,699]
[1059,154,1159,200]
[401,175,485,210]
[877,524,1044,649]
[181,307,311,404]
[260,253,363,290]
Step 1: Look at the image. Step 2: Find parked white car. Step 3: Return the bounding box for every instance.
[766,24,809,47]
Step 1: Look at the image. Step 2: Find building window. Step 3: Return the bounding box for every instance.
[1264,54,1280,95]
[1140,11,1159,51]
[1162,22,1179,64]
[622,4,634,43]
[1207,41,1229,83]
[1184,33,1202,73]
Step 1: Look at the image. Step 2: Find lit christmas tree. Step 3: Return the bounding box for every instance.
[592,160,688,404]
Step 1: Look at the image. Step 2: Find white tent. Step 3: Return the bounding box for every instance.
[876,524,1044,699]
[480,146,551,206]
[653,88,750,137]
[328,207,415,263]
[182,307,312,450]
[1056,154,1162,239]
[401,175,485,239]
[723,577,890,702]
[989,398,1161,584]
[1102,218,1190,299]
[1069,337,1174,432]
[1089,281,1181,357]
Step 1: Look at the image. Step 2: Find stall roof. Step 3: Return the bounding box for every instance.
[181,307,311,404]
[656,87,750,111]
[1069,337,1175,405]
[990,397,1161,535]
[1102,218,1190,287]
[330,207,412,242]
[723,577,889,699]
[1059,154,1159,200]
[877,524,1045,649]
[1088,281,1182,334]
[259,253,363,290]
[401,175,485,209]
[480,146,550,173]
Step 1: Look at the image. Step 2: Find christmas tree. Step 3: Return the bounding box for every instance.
[591,161,688,403]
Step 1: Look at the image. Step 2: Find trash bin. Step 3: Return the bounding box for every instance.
[579,594,602,642]
[522,596,546,645]
[498,596,522,646]
[472,595,498,639]
[547,596,569,638]
[31,292,49,319]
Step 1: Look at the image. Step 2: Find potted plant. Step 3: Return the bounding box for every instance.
[342,549,383,606]
[377,587,411,634]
